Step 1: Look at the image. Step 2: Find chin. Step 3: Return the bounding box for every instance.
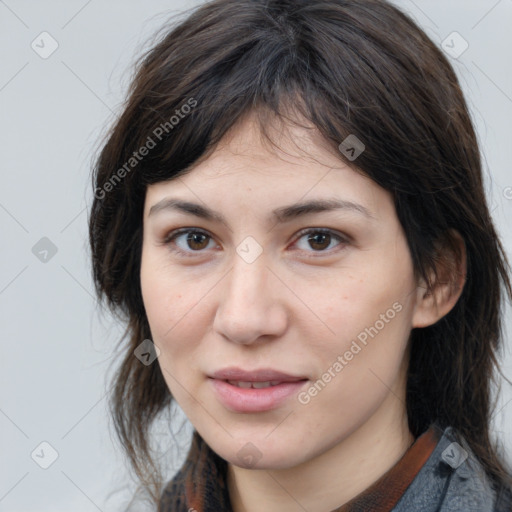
[207,433,313,471]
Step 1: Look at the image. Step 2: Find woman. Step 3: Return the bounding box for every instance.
[89,0,512,510]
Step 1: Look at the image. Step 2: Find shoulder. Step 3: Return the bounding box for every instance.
[394,425,512,512]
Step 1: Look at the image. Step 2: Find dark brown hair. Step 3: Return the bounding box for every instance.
[89,0,512,504]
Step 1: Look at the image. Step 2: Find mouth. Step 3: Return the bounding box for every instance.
[225,380,286,389]
[208,368,309,412]
[210,366,308,383]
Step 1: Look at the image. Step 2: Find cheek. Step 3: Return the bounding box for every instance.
[318,273,411,339]
[306,257,415,375]
[140,252,205,354]
[301,281,411,423]
[141,266,207,402]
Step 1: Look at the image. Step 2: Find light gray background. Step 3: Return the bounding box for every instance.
[1,1,511,511]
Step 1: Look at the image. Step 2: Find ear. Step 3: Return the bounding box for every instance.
[412,230,467,328]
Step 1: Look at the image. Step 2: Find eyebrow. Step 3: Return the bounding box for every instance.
[148,197,376,225]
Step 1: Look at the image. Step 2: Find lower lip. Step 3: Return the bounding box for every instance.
[209,378,308,413]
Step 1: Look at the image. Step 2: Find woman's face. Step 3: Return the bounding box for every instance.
[140,113,423,470]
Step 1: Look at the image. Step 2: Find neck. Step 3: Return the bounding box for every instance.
[227,392,414,512]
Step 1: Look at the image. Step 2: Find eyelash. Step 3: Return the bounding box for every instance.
[162,227,350,258]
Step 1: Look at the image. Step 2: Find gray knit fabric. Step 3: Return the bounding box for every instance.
[393,426,509,511]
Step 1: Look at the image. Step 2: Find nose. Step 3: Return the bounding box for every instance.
[212,255,288,345]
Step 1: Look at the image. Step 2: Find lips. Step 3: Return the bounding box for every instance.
[210,367,307,383]
[227,380,282,388]
[209,367,308,412]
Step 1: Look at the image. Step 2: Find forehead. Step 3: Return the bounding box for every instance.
[143,113,392,222]
[187,112,347,178]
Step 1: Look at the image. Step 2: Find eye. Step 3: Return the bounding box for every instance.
[163,228,217,256]
[162,227,349,258]
[292,228,348,254]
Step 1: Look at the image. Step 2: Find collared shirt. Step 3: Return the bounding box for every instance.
[158,423,511,512]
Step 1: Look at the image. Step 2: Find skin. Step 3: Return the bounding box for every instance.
[140,112,466,512]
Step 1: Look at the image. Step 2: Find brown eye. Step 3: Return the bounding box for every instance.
[293,229,348,254]
[307,232,332,251]
[164,229,217,256]
[186,232,210,250]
